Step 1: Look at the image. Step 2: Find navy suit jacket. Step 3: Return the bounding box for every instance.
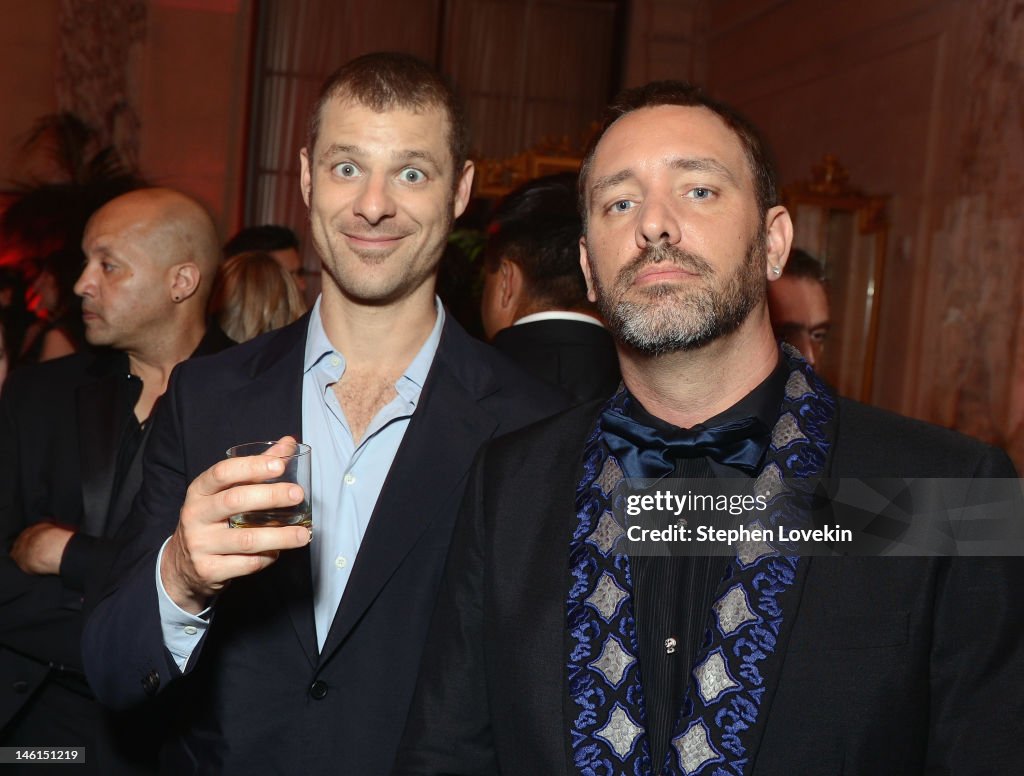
[82,312,566,775]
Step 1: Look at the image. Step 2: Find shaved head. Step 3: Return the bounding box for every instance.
[78,188,221,354]
[91,188,221,296]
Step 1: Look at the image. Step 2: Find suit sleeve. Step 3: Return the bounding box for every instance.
[392,447,500,776]
[81,365,199,710]
[925,444,1024,772]
[60,532,117,596]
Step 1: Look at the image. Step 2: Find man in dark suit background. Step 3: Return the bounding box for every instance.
[394,82,1023,775]
[767,247,830,368]
[480,173,619,403]
[82,53,565,775]
[0,187,230,773]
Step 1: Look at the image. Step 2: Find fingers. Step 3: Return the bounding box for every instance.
[179,479,308,554]
[190,435,302,500]
[163,512,311,614]
[264,435,299,457]
[202,520,311,556]
[184,477,302,527]
[163,438,311,612]
[193,454,286,499]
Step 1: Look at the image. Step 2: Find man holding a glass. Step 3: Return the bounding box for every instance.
[83,52,565,775]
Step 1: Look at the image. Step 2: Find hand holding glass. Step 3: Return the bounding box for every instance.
[226,441,311,528]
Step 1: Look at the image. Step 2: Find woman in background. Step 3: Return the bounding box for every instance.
[208,250,306,343]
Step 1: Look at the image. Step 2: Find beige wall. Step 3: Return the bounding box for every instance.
[0,1,60,185]
[136,0,252,238]
[0,0,252,240]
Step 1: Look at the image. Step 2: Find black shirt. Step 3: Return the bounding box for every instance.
[628,359,788,767]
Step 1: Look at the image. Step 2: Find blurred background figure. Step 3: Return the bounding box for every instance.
[768,248,831,367]
[208,249,307,343]
[223,224,307,294]
[20,247,87,364]
[480,172,619,403]
[0,267,34,370]
[0,318,9,391]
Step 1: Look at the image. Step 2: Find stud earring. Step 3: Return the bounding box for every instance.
[771,266,782,276]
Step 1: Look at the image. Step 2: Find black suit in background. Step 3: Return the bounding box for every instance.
[82,313,567,775]
[0,328,233,775]
[394,396,1024,775]
[490,317,620,403]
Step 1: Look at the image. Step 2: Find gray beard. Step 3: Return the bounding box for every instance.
[593,238,766,356]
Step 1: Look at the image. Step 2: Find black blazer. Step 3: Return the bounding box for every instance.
[394,398,1024,775]
[490,318,620,404]
[82,313,567,775]
[0,329,233,715]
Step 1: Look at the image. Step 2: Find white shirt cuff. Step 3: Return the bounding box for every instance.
[155,537,212,673]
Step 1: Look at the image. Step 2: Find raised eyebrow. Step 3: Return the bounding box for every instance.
[670,157,738,184]
[394,149,442,171]
[318,145,442,172]
[319,144,359,163]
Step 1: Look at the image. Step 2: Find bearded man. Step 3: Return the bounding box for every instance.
[392,82,1023,775]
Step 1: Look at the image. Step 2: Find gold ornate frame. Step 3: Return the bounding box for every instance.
[783,155,888,402]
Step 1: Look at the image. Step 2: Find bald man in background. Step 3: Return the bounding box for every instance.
[0,188,233,774]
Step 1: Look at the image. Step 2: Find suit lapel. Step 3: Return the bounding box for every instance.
[691,553,811,774]
[223,320,305,446]
[77,367,132,537]
[318,320,499,662]
[676,354,839,775]
[103,421,152,537]
[274,543,318,668]
[737,383,843,771]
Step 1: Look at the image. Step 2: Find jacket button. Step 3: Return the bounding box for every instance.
[142,670,160,696]
[309,680,328,700]
[12,680,29,693]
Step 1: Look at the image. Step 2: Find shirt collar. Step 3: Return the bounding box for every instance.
[303,295,446,395]
[402,297,445,391]
[513,311,605,328]
[628,353,788,433]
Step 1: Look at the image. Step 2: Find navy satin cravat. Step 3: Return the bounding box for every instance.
[601,406,770,478]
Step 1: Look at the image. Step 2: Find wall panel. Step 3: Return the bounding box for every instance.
[704,0,1024,465]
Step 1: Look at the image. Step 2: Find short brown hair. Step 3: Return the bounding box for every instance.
[579,81,778,223]
[307,52,468,176]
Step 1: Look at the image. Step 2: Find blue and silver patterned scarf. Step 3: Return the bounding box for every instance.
[567,348,836,776]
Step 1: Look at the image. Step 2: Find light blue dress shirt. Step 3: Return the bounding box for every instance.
[157,296,445,668]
